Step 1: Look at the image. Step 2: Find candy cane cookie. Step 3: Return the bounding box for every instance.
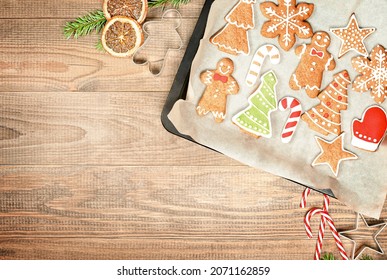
[278,97,302,143]
[245,44,280,87]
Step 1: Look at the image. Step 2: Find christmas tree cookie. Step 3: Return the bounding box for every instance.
[302,70,351,136]
[210,0,256,55]
[232,71,278,138]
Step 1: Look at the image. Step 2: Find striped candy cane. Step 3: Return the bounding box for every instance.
[245,44,280,87]
[304,208,349,260]
[300,188,311,209]
[279,97,302,143]
[300,188,330,260]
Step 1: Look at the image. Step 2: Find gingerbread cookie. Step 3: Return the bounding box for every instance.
[352,45,387,104]
[330,14,376,58]
[260,0,314,51]
[210,0,256,55]
[245,44,281,87]
[232,71,278,138]
[352,106,387,152]
[312,133,358,177]
[196,58,240,123]
[302,70,351,136]
[289,32,336,98]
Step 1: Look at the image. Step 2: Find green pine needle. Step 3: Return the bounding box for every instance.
[359,254,373,260]
[321,253,336,260]
[148,0,191,8]
[64,1,192,51]
[95,39,106,52]
[64,10,107,39]
[322,252,374,260]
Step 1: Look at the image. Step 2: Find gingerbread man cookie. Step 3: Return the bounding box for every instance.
[196,58,240,123]
[289,32,336,98]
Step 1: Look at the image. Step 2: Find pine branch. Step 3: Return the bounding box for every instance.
[95,39,106,52]
[148,0,191,8]
[359,254,373,260]
[64,10,107,39]
[321,253,336,260]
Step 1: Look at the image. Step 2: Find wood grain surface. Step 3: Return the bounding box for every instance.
[0,0,386,260]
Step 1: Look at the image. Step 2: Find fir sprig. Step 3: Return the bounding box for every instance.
[359,254,373,260]
[64,10,107,39]
[321,253,374,260]
[95,39,105,53]
[321,253,336,260]
[148,0,191,8]
[64,0,192,51]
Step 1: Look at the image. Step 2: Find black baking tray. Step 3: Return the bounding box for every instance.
[160,0,334,198]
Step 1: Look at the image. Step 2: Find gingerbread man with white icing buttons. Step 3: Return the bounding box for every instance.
[289,31,336,98]
[196,58,240,123]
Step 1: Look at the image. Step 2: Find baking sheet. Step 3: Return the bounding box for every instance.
[168,0,387,218]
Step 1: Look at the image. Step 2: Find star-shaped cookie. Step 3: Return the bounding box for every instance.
[339,214,386,259]
[330,14,375,58]
[312,133,358,177]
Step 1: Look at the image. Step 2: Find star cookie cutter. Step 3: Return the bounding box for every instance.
[339,213,386,259]
[132,9,183,76]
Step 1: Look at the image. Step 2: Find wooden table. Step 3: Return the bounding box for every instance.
[0,0,386,260]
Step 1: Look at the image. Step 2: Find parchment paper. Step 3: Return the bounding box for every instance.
[168,0,387,218]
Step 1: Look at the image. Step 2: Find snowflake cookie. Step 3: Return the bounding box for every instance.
[260,0,314,51]
[352,45,387,104]
[330,14,376,58]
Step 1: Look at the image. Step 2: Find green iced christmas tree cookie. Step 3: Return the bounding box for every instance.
[232,70,278,138]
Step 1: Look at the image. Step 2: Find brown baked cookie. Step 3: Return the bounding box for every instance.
[210,0,256,56]
[197,58,240,123]
[289,31,336,98]
[330,13,375,58]
[260,0,314,51]
[352,45,387,104]
[312,133,358,177]
[302,70,351,136]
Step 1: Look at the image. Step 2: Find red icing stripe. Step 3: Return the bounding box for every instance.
[290,111,301,118]
[290,99,300,108]
[282,131,293,138]
[285,121,298,129]
[281,98,288,109]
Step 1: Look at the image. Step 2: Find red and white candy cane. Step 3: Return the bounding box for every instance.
[245,44,280,87]
[279,97,302,143]
[304,208,349,260]
[300,188,330,260]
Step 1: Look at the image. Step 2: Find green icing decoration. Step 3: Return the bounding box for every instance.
[232,71,278,138]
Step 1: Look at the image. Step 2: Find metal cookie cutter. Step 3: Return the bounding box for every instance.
[132,9,183,76]
[339,213,386,259]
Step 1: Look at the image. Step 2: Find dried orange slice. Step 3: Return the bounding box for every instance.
[103,0,148,24]
[101,16,144,57]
